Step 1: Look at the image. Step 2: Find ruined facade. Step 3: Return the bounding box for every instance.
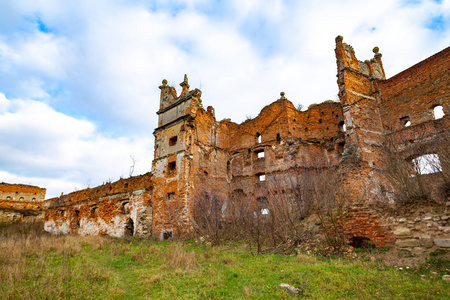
[43,38,449,248]
[0,183,46,222]
[44,173,152,237]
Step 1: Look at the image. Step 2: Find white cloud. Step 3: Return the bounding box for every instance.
[0,93,153,198]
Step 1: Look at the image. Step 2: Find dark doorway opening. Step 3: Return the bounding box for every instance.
[75,210,80,227]
[124,218,134,236]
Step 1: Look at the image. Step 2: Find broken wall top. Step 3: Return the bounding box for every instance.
[46,172,153,208]
[0,183,46,201]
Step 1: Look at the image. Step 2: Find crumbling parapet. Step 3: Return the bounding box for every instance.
[44,173,153,237]
[0,183,47,222]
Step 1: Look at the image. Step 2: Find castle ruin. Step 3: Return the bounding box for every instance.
[10,37,448,248]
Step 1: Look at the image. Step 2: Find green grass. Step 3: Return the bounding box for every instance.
[1,222,449,299]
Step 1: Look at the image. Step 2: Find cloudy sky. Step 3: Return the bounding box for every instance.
[0,0,449,198]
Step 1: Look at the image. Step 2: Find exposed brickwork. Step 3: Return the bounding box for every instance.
[41,39,449,248]
[340,205,396,248]
[0,183,46,222]
[44,173,153,237]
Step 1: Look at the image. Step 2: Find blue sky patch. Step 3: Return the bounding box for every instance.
[427,15,445,32]
[240,16,281,57]
[36,16,52,33]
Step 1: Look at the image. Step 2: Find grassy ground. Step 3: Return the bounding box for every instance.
[1,222,449,299]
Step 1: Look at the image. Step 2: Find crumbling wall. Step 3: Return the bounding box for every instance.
[39,40,449,250]
[0,183,46,222]
[334,37,449,248]
[44,173,152,237]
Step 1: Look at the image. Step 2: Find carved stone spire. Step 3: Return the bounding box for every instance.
[180,74,190,96]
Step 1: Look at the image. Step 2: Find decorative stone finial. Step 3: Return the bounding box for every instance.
[280,91,286,99]
[335,35,343,43]
[159,79,168,89]
[180,74,190,89]
[373,46,382,58]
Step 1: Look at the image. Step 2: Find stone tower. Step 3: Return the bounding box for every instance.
[151,75,204,239]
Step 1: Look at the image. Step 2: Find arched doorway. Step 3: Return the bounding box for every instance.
[124,218,134,236]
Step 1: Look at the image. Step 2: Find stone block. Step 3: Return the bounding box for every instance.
[393,227,410,236]
[395,239,420,248]
[419,237,434,248]
[434,239,450,248]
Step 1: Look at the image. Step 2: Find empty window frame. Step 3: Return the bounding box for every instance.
[255,149,265,159]
[169,136,178,146]
[412,154,442,175]
[75,210,80,227]
[90,206,98,218]
[260,208,270,215]
[433,105,445,120]
[256,133,262,144]
[258,174,266,182]
[167,192,175,201]
[339,121,346,132]
[167,161,176,173]
[400,116,411,127]
[121,201,130,214]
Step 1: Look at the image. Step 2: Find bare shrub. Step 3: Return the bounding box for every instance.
[382,133,450,204]
[191,165,346,254]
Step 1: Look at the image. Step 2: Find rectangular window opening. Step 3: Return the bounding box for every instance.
[412,154,442,175]
[258,174,266,182]
[169,136,178,146]
[434,105,444,120]
[255,149,265,159]
[168,161,176,173]
[167,192,175,201]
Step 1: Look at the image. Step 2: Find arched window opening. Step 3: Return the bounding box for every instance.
[255,149,265,159]
[412,154,442,175]
[434,105,445,120]
[121,201,130,214]
[400,116,411,127]
[90,206,98,218]
[75,210,80,227]
[349,237,375,249]
[256,133,261,144]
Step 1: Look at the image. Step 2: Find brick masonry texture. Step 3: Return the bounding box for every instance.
[0,183,46,222]
[21,37,450,247]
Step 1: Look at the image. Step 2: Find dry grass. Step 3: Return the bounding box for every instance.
[165,242,199,270]
[1,221,449,299]
[0,221,112,299]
